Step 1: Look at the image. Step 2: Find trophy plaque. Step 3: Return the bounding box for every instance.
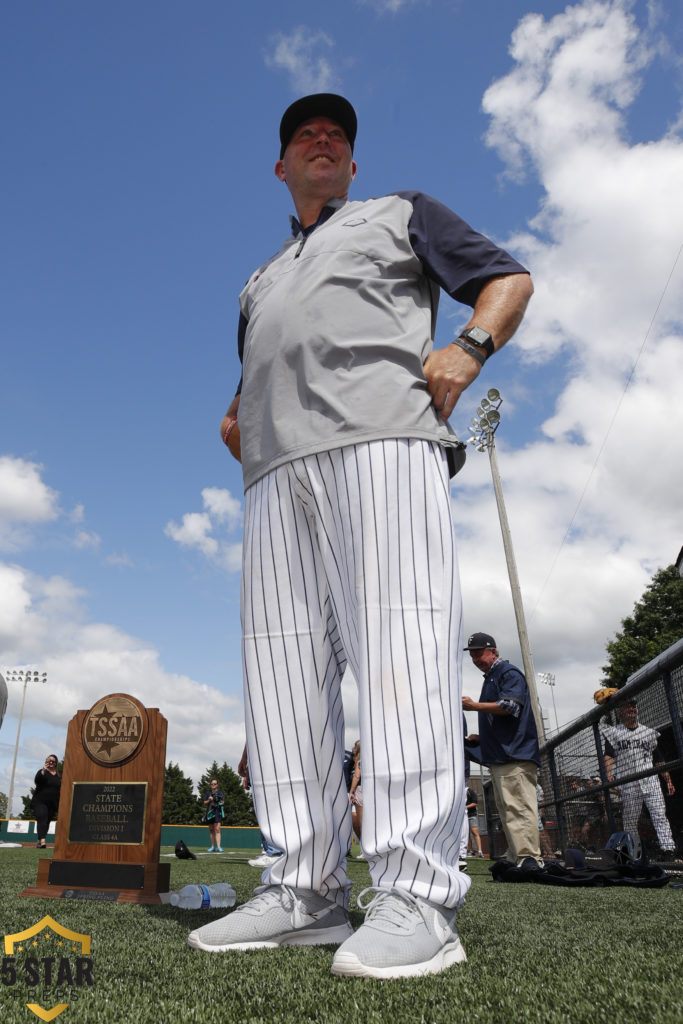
[22,693,171,903]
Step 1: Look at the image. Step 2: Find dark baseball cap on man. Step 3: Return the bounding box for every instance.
[463,632,497,651]
[279,93,357,158]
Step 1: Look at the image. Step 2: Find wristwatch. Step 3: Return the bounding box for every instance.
[457,326,495,361]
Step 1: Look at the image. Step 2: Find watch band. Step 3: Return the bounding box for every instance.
[452,336,487,366]
[459,326,495,360]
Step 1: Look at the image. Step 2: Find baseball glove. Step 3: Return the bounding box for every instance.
[593,687,618,705]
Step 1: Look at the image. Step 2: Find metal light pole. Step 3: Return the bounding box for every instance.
[0,671,7,730]
[3,668,48,819]
[538,671,559,734]
[466,389,545,742]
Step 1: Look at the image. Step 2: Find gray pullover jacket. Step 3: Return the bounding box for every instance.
[236,192,528,490]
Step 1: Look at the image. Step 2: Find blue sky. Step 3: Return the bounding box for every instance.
[2,0,682,807]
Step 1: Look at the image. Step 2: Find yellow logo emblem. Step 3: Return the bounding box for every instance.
[3,915,93,1022]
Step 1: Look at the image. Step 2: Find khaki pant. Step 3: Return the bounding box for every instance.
[490,760,541,863]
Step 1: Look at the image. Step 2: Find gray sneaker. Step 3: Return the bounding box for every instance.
[331,887,466,979]
[187,884,353,952]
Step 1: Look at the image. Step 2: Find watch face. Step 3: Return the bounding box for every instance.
[465,326,491,346]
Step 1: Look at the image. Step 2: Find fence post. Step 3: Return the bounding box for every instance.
[662,669,683,763]
[593,720,617,834]
[548,749,568,851]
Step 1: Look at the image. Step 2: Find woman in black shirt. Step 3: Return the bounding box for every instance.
[33,754,61,848]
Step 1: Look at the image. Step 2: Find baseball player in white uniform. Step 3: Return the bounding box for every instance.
[601,699,676,854]
[188,93,533,977]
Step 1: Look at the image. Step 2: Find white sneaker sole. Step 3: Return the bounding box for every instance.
[188,920,353,952]
[331,936,466,979]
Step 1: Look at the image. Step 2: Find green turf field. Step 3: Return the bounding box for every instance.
[1,846,681,1024]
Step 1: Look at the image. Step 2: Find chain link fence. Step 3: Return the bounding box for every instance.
[483,638,683,861]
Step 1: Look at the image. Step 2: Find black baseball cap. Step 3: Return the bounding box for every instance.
[279,93,357,158]
[463,632,497,651]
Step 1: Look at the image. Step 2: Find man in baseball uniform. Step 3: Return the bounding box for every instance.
[462,632,543,868]
[189,94,533,978]
[601,699,676,856]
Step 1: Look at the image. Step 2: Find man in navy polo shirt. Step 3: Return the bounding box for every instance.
[462,632,542,868]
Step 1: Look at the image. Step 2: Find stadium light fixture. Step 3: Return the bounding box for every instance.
[538,671,560,734]
[465,391,545,742]
[3,668,48,819]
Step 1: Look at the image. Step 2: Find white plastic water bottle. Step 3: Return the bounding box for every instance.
[169,883,236,909]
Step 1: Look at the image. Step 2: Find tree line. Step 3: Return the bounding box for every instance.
[162,760,257,826]
[16,759,257,827]
[8,563,682,823]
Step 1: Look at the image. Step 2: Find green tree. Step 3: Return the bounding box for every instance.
[162,761,202,824]
[601,564,683,687]
[0,791,7,818]
[197,760,257,827]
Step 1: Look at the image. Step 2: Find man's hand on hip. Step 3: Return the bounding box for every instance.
[422,344,481,420]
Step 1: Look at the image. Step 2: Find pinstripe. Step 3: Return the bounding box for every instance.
[242,478,290,850]
[373,441,408,888]
[271,469,320,886]
[404,443,438,891]
[249,477,305,880]
[414,444,444,865]
[241,438,470,908]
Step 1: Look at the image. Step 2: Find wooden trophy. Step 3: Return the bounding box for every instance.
[22,693,171,903]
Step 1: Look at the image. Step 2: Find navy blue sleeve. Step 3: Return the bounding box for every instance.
[604,740,615,758]
[495,665,528,706]
[395,191,529,308]
[235,311,247,395]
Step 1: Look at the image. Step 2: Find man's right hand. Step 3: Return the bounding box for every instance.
[422,344,481,421]
[220,395,241,462]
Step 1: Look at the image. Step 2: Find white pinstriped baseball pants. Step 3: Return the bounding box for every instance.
[241,439,470,908]
[621,778,675,850]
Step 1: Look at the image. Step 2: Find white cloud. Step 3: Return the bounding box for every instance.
[165,487,243,572]
[356,0,423,11]
[165,511,218,558]
[0,456,60,549]
[0,560,246,802]
[456,0,683,732]
[0,458,103,556]
[201,487,242,529]
[74,529,101,550]
[0,564,32,645]
[105,552,134,568]
[265,27,338,93]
